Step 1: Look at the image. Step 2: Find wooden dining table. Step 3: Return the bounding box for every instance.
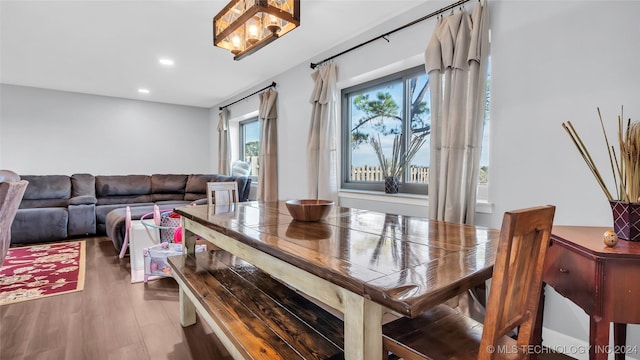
[175,201,501,360]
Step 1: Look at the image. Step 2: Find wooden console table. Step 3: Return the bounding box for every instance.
[540,225,640,360]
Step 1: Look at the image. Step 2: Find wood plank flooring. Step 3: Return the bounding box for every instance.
[0,236,231,360]
[0,235,576,360]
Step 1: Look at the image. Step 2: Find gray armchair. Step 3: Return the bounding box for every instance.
[0,170,28,265]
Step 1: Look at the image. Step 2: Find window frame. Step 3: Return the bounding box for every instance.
[239,117,259,181]
[340,65,429,195]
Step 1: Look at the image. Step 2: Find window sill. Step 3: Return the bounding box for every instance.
[338,189,493,214]
[339,189,427,206]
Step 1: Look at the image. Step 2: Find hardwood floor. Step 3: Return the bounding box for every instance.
[0,236,231,360]
[1,236,576,360]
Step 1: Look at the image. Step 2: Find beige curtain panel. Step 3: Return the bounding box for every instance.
[217,108,231,175]
[258,88,278,202]
[426,0,489,224]
[307,62,338,202]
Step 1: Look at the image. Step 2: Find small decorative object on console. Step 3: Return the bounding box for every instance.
[603,229,618,247]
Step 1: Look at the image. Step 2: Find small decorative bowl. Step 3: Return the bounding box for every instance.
[285,199,334,222]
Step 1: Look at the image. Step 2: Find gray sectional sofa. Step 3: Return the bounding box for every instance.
[11,173,251,246]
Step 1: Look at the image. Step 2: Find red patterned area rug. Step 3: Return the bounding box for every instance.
[0,241,86,305]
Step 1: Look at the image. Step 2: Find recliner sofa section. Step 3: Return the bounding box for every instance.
[11,173,251,245]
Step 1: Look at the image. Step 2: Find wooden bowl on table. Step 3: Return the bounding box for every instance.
[285,199,334,222]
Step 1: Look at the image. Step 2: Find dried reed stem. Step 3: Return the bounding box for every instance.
[563,107,639,203]
[598,107,619,199]
[622,121,640,202]
[370,133,426,178]
[562,122,614,200]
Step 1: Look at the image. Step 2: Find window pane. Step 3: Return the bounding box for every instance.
[341,63,489,196]
[348,80,404,183]
[407,72,429,184]
[477,58,491,201]
[240,119,259,176]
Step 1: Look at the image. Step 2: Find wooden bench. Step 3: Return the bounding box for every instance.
[167,250,345,360]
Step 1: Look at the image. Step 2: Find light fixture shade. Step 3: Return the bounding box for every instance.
[213,0,300,60]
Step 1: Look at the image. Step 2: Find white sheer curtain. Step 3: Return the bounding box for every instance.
[217,108,231,175]
[307,62,338,202]
[426,1,489,224]
[257,88,278,202]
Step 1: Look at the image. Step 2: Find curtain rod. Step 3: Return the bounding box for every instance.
[219,81,277,110]
[310,0,473,69]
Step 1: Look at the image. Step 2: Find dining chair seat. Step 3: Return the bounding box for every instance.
[383,205,556,360]
[383,304,521,360]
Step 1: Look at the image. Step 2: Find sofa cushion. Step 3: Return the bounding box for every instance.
[231,160,251,176]
[184,174,217,201]
[71,173,96,197]
[96,195,153,206]
[21,175,70,200]
[151,174,188,194]
[152,193,185,202]
[19,175,71,209]
[96,175,151,197]
[11,208,68,244]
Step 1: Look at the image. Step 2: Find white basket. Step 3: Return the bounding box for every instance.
[143,243,206,282]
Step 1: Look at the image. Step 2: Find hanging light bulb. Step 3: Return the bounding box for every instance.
[247,21,259,46]
[231,35,241,54]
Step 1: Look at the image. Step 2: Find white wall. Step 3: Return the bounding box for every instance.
[1,0,637,354]
[212,0,640,355]
[1,84,212,175]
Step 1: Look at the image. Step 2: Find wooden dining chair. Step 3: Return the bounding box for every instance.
[382,205,556,360]
[206,181,239,206]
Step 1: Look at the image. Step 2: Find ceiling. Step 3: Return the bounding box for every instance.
[1,1,430,108]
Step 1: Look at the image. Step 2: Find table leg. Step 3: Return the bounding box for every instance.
[590,315,610,360]
[344,291,383,360]
[179,287,196,326]
[179,220,197,326]
[614,323,627,360]
[184,225,196,257]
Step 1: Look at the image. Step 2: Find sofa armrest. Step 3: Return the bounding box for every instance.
[69,195,97,205]
[67,203,96,236]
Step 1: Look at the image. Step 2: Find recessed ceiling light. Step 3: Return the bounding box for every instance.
[138,88,150,94]
[158,58,174,66]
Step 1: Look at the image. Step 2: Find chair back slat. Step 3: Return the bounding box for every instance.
[478,205,555,359]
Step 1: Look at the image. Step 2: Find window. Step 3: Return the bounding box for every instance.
[342,66,429,194]
[239,117,259,179]
[341,63,491,198]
